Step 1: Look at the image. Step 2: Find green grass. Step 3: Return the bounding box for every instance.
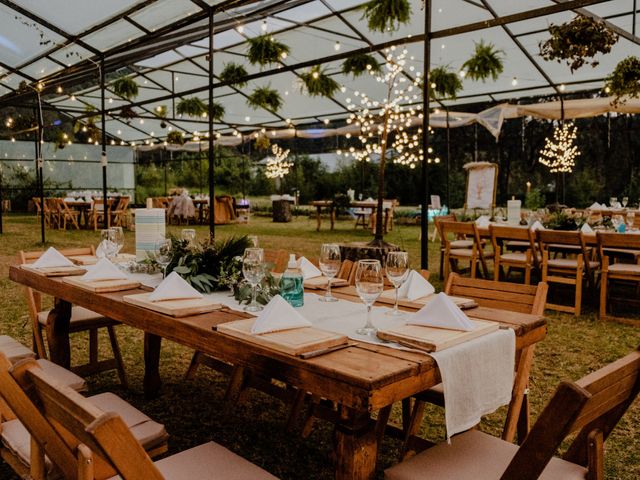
[0,213,638,479]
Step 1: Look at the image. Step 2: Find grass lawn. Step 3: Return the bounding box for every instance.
[0,212,638,479]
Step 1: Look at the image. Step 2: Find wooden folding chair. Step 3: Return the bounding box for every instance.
[440,221,493,281]
[56,198,81,230]
[597,232,640,325]
[89,198,113,231]
[386,346,640,480]
[537,230,598,316]
[32,197,50,228]
[45,198,62,229]
[399,274,548,454]
[18,248,127,387]
[490,225,539,284]
[110,196,130,228]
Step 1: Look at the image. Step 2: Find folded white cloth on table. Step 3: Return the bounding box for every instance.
[529,220,544,231]
[251,295,312,334]
[31,247,74,268]
[80,258,128,281]
[581,223,594,234]
[475,215,491,228]
[407,293,474,331]
[588,202,602,210]
[397,270,435,301]
[149,272,202,302]
[431,328,515,439]
[298,257,322,280]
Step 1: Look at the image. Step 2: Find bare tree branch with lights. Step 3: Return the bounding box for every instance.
[342,46,423,246]
[265,143,292,194]
[539,122,580,173]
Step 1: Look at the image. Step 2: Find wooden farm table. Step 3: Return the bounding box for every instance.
[9,266,546,479]
[311,200,379,231]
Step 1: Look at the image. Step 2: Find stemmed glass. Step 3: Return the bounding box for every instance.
[248,235,259,248]
[242,247,265,312]
[355,260,384,336]
[385,252,409,317]
[181,228,196,244]
[319,243,341,302]
[622,196,629,208]
[154,237,172,278]
[110,227,124,256]
[100,229,117,260]
[610,197,618,208]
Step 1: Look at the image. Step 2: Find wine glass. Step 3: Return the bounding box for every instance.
[626,211,635,229]
[319,243,341,302]
[385,252,409,316]
[242,248,265,312]
[610,197,618,208]
[154,237,172,278]
[100,229,117,260]
[622,196,629,208]
[248,235,259,248]
[355,260,384,336]
[181,228,196,244]
[110,227,124,256]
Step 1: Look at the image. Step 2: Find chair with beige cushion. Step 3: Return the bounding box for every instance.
[1,355,277,480]
[440,221,493,281]
[597,231,640,325]
[18,248,127,387]
[386,346,640,480]
[490,225,540,284]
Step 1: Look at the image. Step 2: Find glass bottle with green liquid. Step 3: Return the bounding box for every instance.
[279,254,304,307]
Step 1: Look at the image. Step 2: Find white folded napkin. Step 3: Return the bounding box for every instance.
[397,270,435,301]
[149,271,203,302]
[80,258,128,281]
[407,293,474,331]
[529,220,545,231]
[431,328,515,439]
[298,257,322,280]
[581,222,594,234]
[475,215,491,228]
[64,197,75,202]
[588,202,601,210]
[31,247,75,268]
[251,295,312,334]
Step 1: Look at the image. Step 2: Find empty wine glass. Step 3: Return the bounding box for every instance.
[100,229,117,260]
[248,235,259,248]
[242,247,265,312]
[385,251,409,317]
[622,196,629,208]
[627,211,635,228]
[355,259,384,336]
[110,226,124,256]
[181,228,196,244]
[610,197,618,208]
[154,237,172,278]
[319,243,341,302]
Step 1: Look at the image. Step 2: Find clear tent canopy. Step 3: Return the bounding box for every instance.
[0,0,637,145]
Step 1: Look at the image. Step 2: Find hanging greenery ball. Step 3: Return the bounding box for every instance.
[220,63,249,87]
[360,0,411,33]
[461,40,504,82]
[247,86,283,112]
[428,66,463,99]
[247,35,290,66]
[605,56,640,105]
[166,130,185,145]
[299,66,340,98]
[341,53,382,77]
[112,76,139,101]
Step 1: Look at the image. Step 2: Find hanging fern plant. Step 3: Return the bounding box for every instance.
[247,35,290,66]
[428,66,463,99]
[539,15,618,72]
[155,105,168,128]
[342,53,382,77]
[461,40,504,82]
[247,86,283,111]
[112,76,139,101]
[220,63,249,87]
[118,106,137,122]
[361,0,411,33]
[605,56,640,105]
[166,130,185,145]
[254,135,271,151]
[209,101,225,121]
[299,66,340,97]
[177,97,207,117]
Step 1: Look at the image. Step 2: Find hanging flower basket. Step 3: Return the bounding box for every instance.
[247,86,283,111]
[166,130,184,145]
[112,76,139,101]
[539,15,618,72]
[428,66,463,99]
[605,56,640,105]
[342,53,382,77]
[220,63,248,87]
[247,35,290,66]
[361,0,411,33]
[299,66,340,97]
[461,40,504,82]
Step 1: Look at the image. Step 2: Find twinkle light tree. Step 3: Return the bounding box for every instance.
[344,46,423,246]
[539,122,580,173]
[265,143,292,193]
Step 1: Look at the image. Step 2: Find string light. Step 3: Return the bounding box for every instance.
[265,144,293,179]
[261,20,268,32]
[539,122,580,173]
[334,41,341,51]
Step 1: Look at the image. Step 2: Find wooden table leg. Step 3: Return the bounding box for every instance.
[334,407,377,480]
[316,206,322,231]
[46,298,72,369]
[143,333,162,399]
[330,206,335,231]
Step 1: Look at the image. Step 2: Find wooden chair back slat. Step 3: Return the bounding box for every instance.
[434,214,456,239]
[263,249,288,273]
[536,229,582,247]
[597,231,640,250]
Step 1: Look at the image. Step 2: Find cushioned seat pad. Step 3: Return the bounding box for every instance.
[0,335,36,363]
[608,263,640,274]
[37,306,119,330]
[36,359,86,392]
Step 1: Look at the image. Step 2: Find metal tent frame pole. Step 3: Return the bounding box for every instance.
[100,57,108,229]
[420,0,432,270]
[34,104,45,244]
[207,7,215,238]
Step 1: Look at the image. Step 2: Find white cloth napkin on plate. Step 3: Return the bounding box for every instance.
[431,328,515,439]
[251,295,312,334]
[581,223,594,234]
[588,202,601,210]
[397,270,435,301]
[298,257,322,280]
[407,293,474,331]
[80,258,128,281]
[529,220,545,231]
[31,247,75,268]
[149,271,203,302]
[475,215,491,228]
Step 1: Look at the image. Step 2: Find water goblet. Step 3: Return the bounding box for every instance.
[100,229,117,260]
[110,226,124,256]
[355,260,384,336]
[242,248,265,312]
[385,252,409,316]
[622,197,629,208]
[181,228,196,244]
[319,243,341,302]
[154,237,172,278]
[248,235,259,248]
